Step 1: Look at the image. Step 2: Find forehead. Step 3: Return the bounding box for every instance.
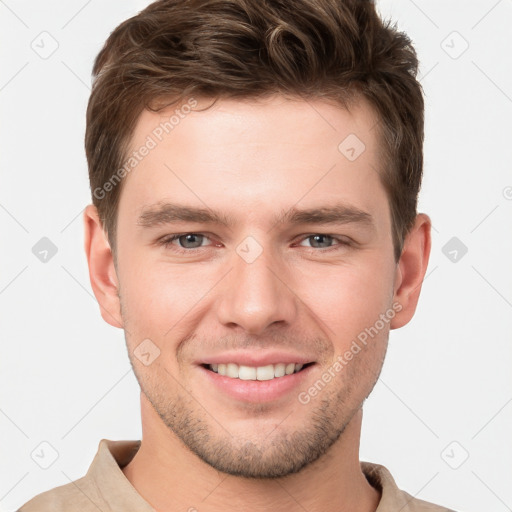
[130,94,380,155]
[118,94,388,231]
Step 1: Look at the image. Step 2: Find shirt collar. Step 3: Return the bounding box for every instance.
[90,439,421,511]
[87,439,155,511]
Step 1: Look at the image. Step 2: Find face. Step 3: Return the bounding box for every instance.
[113,95,400,478]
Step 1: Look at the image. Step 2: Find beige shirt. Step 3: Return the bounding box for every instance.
[17,439,455,512]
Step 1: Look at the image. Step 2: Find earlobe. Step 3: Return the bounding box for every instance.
[83,204,123,329]
[390,213,432,330]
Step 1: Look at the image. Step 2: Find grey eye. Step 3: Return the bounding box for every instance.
[305,234,335,248]
[177,234,205,248]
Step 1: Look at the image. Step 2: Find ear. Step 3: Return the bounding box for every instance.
[390,213,432,329]
[83,204,123,328]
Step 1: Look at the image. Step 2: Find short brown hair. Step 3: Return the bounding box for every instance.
[85,0,424,263]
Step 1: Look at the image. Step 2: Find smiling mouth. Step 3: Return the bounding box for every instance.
[201,362,315,381]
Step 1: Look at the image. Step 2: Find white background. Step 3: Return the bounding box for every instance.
[1,1,511,511]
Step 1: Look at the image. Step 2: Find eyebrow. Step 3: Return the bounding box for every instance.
[137,202,375,231]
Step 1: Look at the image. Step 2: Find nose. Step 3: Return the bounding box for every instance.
[215,242,298,335]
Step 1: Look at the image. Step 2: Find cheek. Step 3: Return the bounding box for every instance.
[294,257,394,342]
[120,249,189,314]
[118,257,216,352]
[118,258,175,336]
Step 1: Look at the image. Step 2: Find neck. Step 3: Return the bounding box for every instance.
[122,393,381,512]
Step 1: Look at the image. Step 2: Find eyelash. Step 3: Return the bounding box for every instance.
[157,233,353,255]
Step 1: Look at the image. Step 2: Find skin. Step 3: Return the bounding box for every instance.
[84,94,431,512]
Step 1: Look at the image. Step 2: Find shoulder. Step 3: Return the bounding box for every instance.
[361,461,458,512]
[399,489,458,512]
[16,475,107,512]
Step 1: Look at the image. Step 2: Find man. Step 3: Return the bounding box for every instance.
[18,0,455,510]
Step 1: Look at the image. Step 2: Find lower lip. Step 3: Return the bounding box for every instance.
[198,364,315,403]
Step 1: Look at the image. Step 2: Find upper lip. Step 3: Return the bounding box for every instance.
[196,350,315,367]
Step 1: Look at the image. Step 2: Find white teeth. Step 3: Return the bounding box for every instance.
[256,365,275,381]
[238,365,256,380]
[208,362,308,380]
[226,363,238,378]
[274,363,286,377]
